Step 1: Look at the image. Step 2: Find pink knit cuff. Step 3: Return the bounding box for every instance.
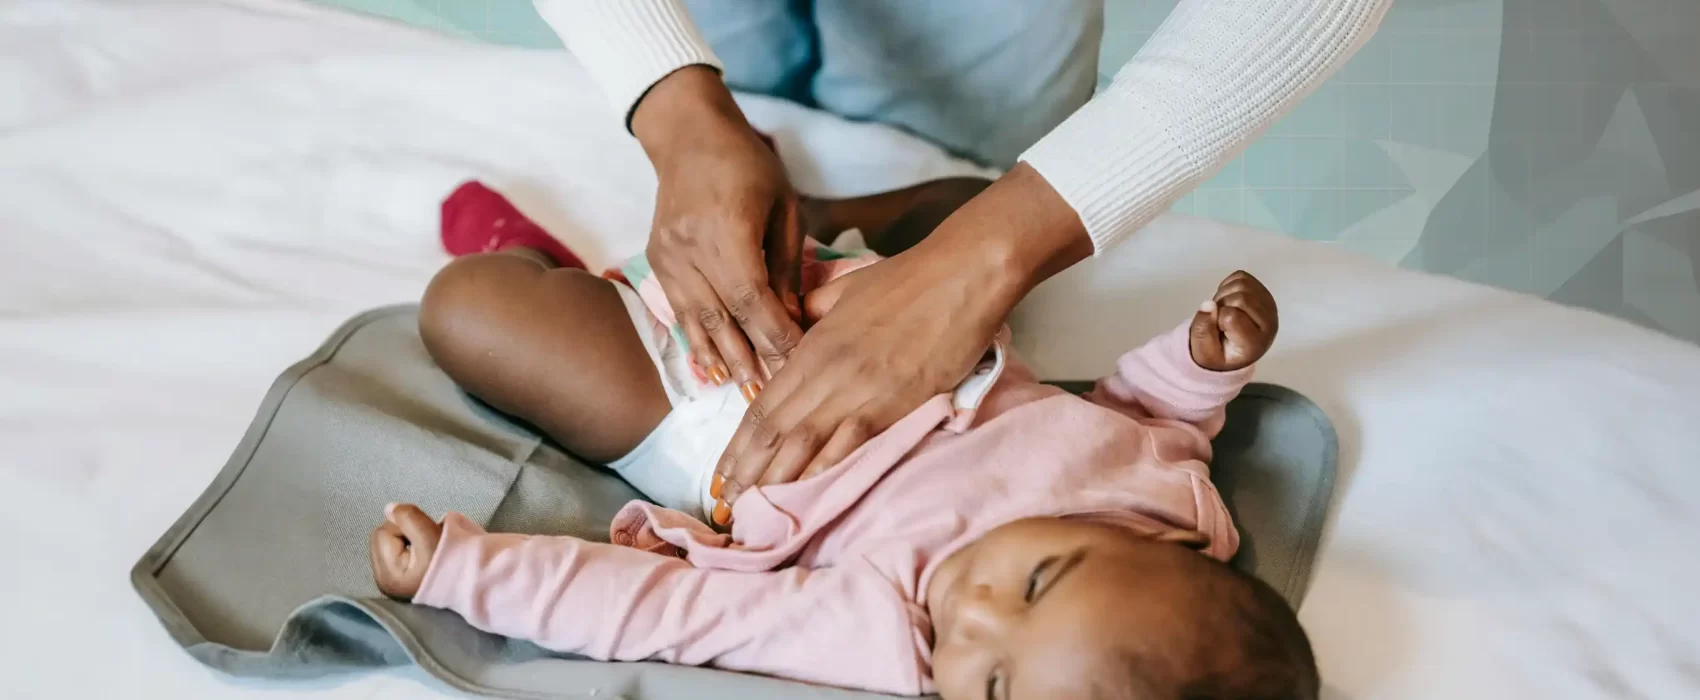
[1115,323,1254,424]
[412,513,486,610]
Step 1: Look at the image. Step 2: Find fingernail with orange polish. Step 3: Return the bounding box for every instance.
[707,366,727,385]
[710,473,725,499]
[740,381,761,402]
[712,500,732,527]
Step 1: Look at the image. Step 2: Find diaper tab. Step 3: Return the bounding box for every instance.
[943,342,1007,433]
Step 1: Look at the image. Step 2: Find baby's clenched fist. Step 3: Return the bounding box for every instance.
[369,503,443,601]
[1189,270,1279,372]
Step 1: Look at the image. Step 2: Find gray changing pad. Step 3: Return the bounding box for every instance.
[132,305,1337,699]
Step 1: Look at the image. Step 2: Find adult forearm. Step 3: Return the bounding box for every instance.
[919,163,1094,311]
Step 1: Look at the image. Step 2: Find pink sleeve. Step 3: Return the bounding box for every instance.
[1084,322,1254,437]
[413,514,928,695]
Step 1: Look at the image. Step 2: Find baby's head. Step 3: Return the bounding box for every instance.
[927,518,1317,700]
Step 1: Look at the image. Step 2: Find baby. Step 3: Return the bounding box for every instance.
[371,180,1317,699]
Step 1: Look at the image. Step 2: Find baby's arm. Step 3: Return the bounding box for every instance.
[1085,271,1277,437]
[372,505,924,695]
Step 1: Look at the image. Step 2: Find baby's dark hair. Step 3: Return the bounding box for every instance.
[1103,554,1319,700]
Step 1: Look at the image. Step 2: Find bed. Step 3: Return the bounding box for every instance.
[4,1,1698,698]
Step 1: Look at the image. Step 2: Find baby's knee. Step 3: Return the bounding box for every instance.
[419,254,542,357]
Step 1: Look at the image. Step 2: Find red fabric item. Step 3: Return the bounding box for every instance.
[439,131,772,268]
[440,181,586,270]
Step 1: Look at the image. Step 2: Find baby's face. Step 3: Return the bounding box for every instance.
[926,518,1213,700]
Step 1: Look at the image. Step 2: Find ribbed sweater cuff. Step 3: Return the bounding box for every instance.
[1017,87,1198,254]
[534,0,723,130]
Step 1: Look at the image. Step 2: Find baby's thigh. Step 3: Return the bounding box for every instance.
[418,254,670,462]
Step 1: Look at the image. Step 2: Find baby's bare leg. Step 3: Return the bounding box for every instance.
[418,249,669,462]
[802,177,992,256]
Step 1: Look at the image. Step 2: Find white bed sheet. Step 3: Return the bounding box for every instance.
[2,1,1697,698]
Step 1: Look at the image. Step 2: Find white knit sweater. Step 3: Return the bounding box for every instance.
[534,0,1389,253]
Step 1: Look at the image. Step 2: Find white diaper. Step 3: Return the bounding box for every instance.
[605,283,742,522]
[602,279,1009,524]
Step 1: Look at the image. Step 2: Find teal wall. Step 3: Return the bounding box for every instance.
[324,0,561,46]
[316,0,1700,343]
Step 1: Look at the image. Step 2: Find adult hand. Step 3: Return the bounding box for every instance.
[633,66,804,392]
[710,165,1093,519]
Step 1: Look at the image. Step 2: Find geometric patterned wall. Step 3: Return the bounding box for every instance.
[317,0,1700,343]
[1115,0,1700,343]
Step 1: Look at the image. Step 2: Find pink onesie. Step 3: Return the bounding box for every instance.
[413,324,1252,695]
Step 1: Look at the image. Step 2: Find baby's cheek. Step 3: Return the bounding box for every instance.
[928,645,975,700]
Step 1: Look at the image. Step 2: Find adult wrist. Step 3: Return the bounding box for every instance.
[927,163,1093,309]
[631,65,747,165]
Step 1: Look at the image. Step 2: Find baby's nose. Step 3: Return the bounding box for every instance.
[952,586,1018,642]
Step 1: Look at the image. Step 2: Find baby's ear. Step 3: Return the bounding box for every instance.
[1154,529,1213,550]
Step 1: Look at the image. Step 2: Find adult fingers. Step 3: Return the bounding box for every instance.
[714,269,801,382]
[755,429,827,490]
[758,390,879,489]
[714,355,827,505]
[799,416,874,480]
[764,195,804,323]
[698,207,799,380]
[713,399,774,509]
[672,287,728,385]
[715,394,788,505]
[667,267,757,386]
[801,268,864,323]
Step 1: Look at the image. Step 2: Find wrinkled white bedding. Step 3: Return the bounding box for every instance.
[3,1,1697,698]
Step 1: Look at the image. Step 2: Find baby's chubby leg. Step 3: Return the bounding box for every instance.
[419,249,670,462]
